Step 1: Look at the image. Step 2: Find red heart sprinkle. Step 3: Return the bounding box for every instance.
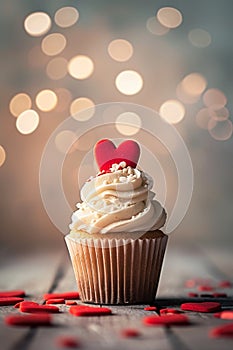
[219,311,233,320]
[160,308,182,315]
[143,314,190,326]
[43,292,79,301]
[0,290,26,298]
[185,279,196,288]
[144,306,157,311]
[218,280,232,288]
[65,300,77,306]
[14,301,38,309]
[121,329,141,338]
[94,139,140,171]
[5,314,52,326]
[0,297,24,306]
[198,285,214,291]
[46,298,65,304]
[188,292,199,297]
[18,301,39,309]
[181,302,221,313]
[20,304,60,313]
[213,293,227,298]
[210,323,233,338]
[56,336,80,348]
[69,305,112,317]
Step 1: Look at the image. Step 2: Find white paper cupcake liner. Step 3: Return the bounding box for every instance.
[65,234,168,304]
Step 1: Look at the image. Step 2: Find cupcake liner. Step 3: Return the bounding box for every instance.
[65,234,168,304]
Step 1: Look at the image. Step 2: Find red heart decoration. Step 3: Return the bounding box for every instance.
[69,305,112,316]
[94,139,140,171]
[143,314,190,326]
[181,302,221,313]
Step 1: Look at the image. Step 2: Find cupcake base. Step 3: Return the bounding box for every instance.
[65,232,168,305]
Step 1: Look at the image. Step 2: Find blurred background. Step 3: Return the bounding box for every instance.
[1,0,233,255]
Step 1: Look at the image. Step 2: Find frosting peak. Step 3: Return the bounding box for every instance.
[69,163,166,235]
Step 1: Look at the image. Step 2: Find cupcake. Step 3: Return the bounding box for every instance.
[65,139,167,304]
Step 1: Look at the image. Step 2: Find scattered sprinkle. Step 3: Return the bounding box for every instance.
[46,298,65,304]
[143,314,190,326]
[144,306,157,311]
[210,323,233,338]
[69,305,112,317]
[43,292,80,301]
[121,328,141,338]
[0,297,24,306]
[5,314,52,326]
[0,290,26,298]
[181,302,221,313]
[56,336,81,348]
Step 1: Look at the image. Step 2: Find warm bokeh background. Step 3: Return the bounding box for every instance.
[1,0,233,255]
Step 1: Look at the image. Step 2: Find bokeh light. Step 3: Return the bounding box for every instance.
[208,119,233,141]
[55,130,77,154]
[176,83,200,104]
[195,108,211,129]
[46,57,68,80]
[108,39,133,62]
[208,105,229,121]
[188,28,211,48]
[181,73,207,96]
[203,88,227,107]
[41,33,66,56]
[16,110,39,135]
[146,16,170,36]
[35,89,58,112]
[68,55,94,80]
[54,7,79,28]
[70,98,95,121]
[157,7,183,29]
[159,99,185,124]
[0,145,6,167]
[24,12,51,37]
[9,93,32,117]
[115,70,143,95]
[116,112,141,135]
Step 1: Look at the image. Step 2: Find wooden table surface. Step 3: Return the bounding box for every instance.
[0,242,232,350]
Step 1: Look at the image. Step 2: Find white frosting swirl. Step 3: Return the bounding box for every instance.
[70,163,166,234]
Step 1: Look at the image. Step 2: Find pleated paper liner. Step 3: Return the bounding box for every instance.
[65,233,168,305]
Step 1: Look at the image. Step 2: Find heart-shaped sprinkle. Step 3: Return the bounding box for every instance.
[213,292,227,298]
[144,306,157,311]
[210,323,233,338]
[43,291,79,301]
[218,311,233,320]
[143,314,190,326]
[20,304,60,313]
[65,300,77,306]
[15,301,39,309]
[69,305,112,317]
[5,314,52,326]
[181,302,221,313]
[46,298,65,304]
[0,297,24,306]
[0,289,26,298]
[121,329,141,338]
[188,292,199,297]
[56,336,80,348]
[94,139,140,171]
[198,285,214,291]
[218,280,232,288]
[160,308,182,315]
